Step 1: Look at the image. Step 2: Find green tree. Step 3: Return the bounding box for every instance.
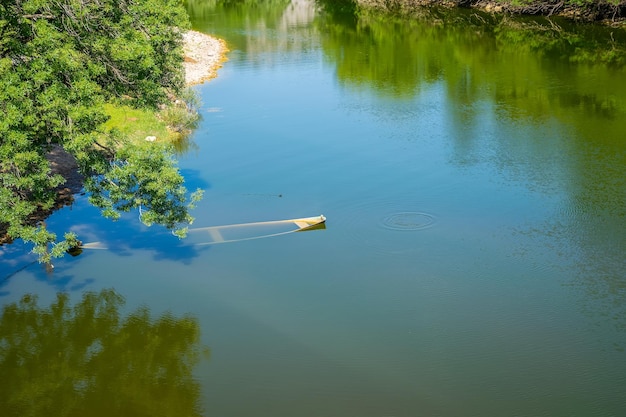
[0,0,201,262]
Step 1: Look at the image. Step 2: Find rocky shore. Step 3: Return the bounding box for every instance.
[183,30,228,86]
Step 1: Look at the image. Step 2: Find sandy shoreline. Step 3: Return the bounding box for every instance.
[183,30,228,86]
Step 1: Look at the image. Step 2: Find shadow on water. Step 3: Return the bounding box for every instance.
[81,166,213,264]
[0,239,207,301]
[178,168,212,193]
[0,219,209,291]
[0,168,212,290]
[0,289,209,417]
[86,167,214,263]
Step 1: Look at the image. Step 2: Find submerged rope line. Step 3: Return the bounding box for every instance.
[194,228,301,246]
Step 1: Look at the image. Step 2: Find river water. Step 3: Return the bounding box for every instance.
[1,1,625,416]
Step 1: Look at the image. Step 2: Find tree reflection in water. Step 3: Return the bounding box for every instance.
[0,289,208,417]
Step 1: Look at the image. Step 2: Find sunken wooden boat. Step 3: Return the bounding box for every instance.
[185,215,326,245]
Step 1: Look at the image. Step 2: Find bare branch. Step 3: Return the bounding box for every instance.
[22,14,56,20]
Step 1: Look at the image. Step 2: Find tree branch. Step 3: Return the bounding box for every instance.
[23,14,56,20]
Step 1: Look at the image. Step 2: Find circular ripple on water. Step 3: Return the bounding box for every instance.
[381,211,436,231]
[333,197,439,257]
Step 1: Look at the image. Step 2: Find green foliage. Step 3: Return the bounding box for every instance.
[505,0,534,6]
[0,0,202,262]
[0,289,207,417]
[563,0,594,6]
[86,141,203,235]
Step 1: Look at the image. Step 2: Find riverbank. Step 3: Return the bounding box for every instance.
[0,31,227,245]
[183,30,229,85]
[57,30,227,190]
[356,0,626,25]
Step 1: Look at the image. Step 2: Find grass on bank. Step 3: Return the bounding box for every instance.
[101,92,201,153]
[102,103,175,144]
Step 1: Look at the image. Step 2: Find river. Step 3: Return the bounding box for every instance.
[1,0,625,416]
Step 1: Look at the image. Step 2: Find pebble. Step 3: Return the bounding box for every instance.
[183,31,228,85]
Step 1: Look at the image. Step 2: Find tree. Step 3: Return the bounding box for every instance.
[0,0,201,262]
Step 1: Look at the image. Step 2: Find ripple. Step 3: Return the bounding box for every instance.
[333,198,439,256]
[556,200,595,225]
[382,212,436,231]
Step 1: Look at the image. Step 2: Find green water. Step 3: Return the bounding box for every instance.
[1,0,625,415]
